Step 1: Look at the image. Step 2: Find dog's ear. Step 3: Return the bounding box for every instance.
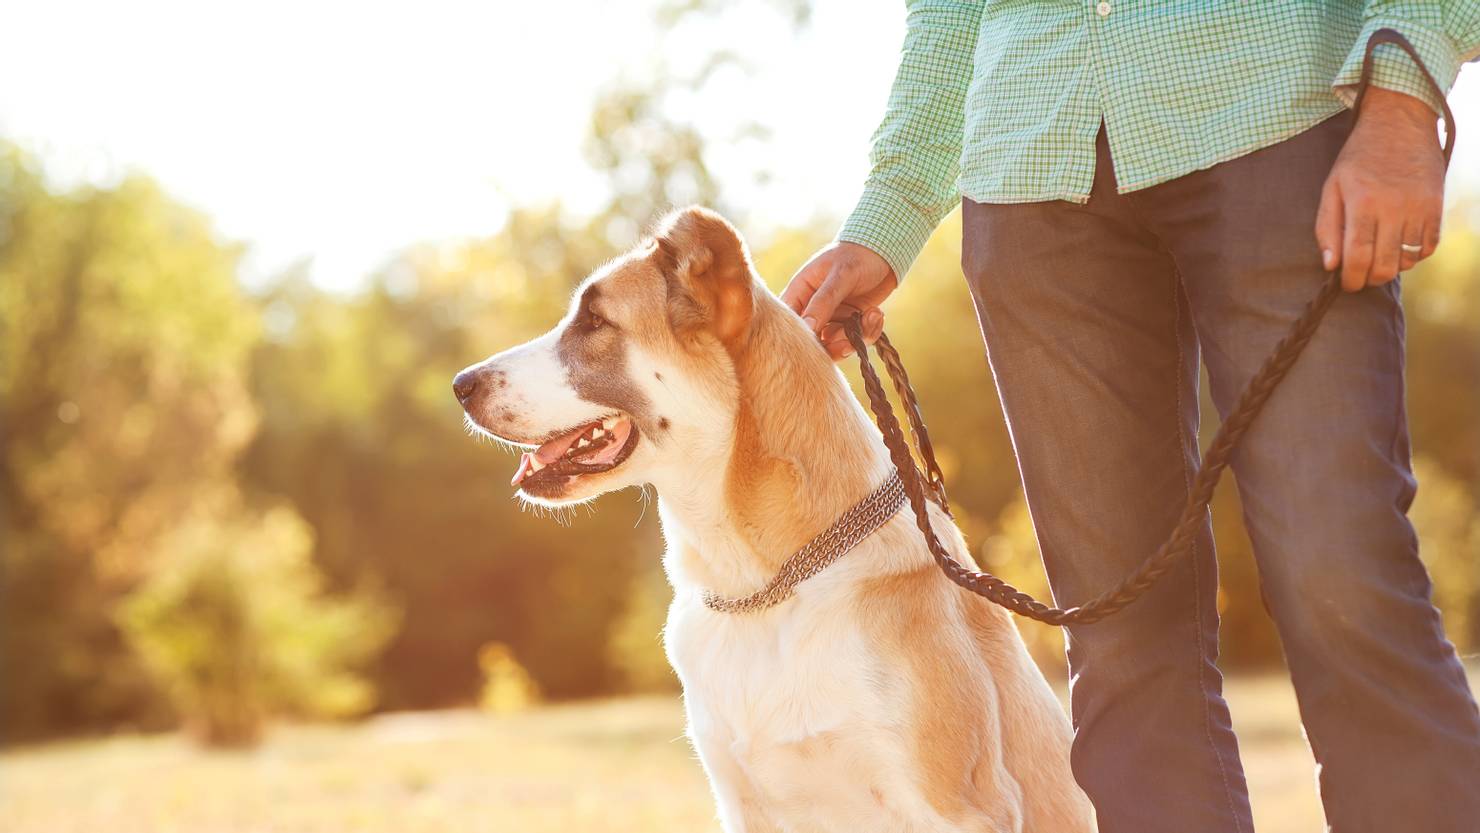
[651,206,756,350]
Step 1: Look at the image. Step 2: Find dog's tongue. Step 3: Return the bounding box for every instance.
[510,424,589,486]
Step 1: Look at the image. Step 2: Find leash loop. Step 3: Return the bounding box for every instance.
[844,278,1341,625]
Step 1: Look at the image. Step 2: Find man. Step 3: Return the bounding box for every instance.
[782,4,1480,832]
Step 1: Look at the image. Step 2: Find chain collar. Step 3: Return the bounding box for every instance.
[701,469,906,614]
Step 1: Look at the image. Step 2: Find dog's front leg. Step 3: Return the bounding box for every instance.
[715,788,785,833]
[690,731,783,833]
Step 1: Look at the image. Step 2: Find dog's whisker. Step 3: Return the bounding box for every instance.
[633,484,654,528]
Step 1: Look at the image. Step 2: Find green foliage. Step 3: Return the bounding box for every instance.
[1406,211,1480,487]
[478,642,541,713]
[1412,458,1480,648]
[118,499,396,746]
[0,145,402,743]
[607,565,682,693]
[0,146,262,739]
[3,10,1478,742]
[977,498,1065,674]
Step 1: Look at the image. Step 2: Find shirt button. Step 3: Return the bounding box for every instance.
[1096,1,1112,15]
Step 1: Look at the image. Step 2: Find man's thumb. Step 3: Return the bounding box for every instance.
[781,259,823,315]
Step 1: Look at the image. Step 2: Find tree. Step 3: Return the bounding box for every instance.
[0,145,396,742]
[119,499,395,747]
[0,147,259,738]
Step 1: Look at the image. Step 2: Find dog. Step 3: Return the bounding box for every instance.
[454,207,1095,832]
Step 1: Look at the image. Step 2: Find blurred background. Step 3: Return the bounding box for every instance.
[2,1,1477,831]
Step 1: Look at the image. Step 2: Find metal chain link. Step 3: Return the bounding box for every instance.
[702,470,907,613]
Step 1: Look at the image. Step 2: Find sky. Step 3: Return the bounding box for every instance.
[3,0,1477,291]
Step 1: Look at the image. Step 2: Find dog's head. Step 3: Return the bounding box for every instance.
[454,206,766,506]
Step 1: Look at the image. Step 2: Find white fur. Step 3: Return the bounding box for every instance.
[469,330,609,444]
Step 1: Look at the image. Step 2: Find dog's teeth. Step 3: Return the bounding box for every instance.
[576,438,590,449]
[602,418,616,430]
[530,459,545,472]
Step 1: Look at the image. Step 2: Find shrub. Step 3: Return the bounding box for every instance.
[478,642,539,713]
[606,566,680,693]
[118,500,396,747]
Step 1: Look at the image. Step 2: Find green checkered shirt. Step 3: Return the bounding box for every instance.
[839,1,1480,282]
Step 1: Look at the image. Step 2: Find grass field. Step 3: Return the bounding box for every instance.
[6,670,1476,833]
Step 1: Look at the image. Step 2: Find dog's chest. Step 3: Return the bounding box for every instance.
[665,593,925,824]
[668,594,890,735]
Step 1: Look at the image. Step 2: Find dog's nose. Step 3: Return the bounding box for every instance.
[452,369,482,404]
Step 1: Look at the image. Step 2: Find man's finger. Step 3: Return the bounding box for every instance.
[1399,215,1424,272]
[1369,214,1403,285]
[781,259,826,316]
[799,267,854,336]
[816,320,852,359]
[1422,213,1441,260]
[1341,208,1376,292]
[1314,177,1344,272]
[822,330,853,359]
[862,307,884,344]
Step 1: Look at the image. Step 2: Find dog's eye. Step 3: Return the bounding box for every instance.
[586,311,608,331]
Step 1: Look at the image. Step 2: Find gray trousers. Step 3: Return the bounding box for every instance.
[961,112,1480,833]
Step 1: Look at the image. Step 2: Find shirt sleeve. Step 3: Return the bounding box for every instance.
[837,0,984,283]
[1332,2,1480,116]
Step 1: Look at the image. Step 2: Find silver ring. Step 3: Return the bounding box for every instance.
[1400,242,1423,255]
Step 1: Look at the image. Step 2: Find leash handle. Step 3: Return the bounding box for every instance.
[874,333,951,514]
[844,27,1456,625]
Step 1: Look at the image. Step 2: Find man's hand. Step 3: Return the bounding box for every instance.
[1316,87,1446,293]
[780,241,898,359]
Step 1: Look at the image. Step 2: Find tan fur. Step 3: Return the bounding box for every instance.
[654,208,757,351]
[720,303,882,576]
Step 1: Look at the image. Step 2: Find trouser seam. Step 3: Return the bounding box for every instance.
[1168,255,1246,833]
[1387,279,1407,467]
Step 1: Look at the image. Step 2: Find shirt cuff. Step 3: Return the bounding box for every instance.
[1333,17,1461,118]
[836,184,944,284]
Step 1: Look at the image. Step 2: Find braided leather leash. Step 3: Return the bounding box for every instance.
[841,28,1454,626]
